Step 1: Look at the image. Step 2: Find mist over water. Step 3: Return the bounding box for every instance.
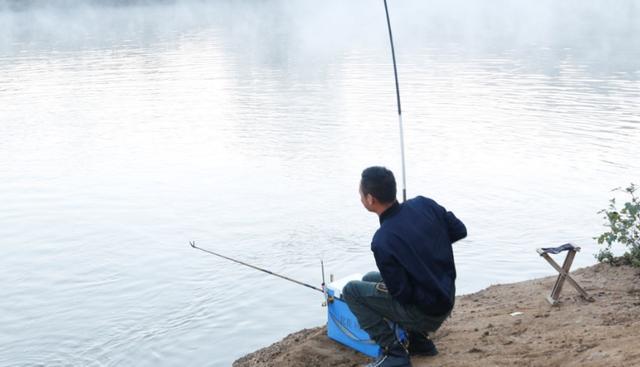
[1,1,639,366]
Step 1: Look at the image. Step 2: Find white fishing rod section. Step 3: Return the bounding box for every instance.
[383,0,407,203]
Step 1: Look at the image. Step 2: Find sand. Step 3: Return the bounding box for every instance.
[233,262,640,367]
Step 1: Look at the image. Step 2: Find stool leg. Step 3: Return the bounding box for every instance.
[549,250,576,302]
[564,271,593,301]
[541,253,562,304]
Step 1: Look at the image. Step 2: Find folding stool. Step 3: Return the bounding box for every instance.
[536,243,594,305]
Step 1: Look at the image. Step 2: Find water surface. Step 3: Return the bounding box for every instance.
[1,1,639,366]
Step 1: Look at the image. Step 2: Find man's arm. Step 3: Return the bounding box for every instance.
[419,196,467,243]
[373,245,413,304]
[445,211,467,243]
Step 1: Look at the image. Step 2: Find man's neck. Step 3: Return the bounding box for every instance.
[375,200,397,217]
[377,200,400,224]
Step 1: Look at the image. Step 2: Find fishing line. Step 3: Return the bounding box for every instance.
[383,0,407,202]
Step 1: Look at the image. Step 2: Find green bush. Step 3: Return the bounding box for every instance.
[595,183,640,267]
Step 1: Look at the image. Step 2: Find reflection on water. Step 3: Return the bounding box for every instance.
[0,1,639,366]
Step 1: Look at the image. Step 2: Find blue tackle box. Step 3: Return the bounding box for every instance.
[325,274,381,358]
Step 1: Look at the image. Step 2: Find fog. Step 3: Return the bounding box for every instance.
[1,0,638,76]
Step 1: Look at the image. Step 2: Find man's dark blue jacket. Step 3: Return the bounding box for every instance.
[372,196,467,316]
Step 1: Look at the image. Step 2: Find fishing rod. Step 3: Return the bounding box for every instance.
[189,241,324,294]
[383,0,407,203]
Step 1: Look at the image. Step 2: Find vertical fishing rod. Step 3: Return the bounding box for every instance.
[321,260,329,304]
[383,0,407,203]
[189,241,324,293]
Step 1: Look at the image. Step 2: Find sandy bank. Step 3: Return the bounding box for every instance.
[234,263,640,367]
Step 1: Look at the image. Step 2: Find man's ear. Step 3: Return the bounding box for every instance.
[366,194,375,207]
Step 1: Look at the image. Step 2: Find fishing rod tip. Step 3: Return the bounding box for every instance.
[189,241,196,248]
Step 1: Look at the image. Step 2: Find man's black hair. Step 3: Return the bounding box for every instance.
[361,166,397,204]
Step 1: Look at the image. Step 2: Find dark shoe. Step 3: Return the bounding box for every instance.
[408,332,438,356]
[365,342,411,367]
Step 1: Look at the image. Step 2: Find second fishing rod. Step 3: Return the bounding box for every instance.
[191,0,406,297]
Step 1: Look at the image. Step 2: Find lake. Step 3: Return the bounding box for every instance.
[0,1,638,366]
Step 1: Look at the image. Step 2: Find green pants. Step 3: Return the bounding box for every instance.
[342,271,450,348]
